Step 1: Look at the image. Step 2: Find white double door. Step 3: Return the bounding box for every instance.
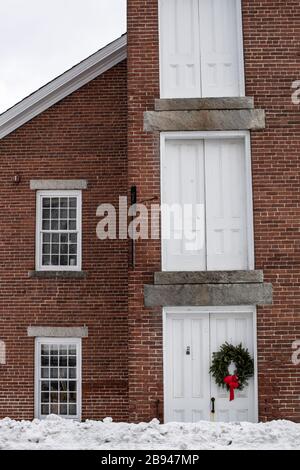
[161,137,251,272]
[159,0,244,98]
[164,309,256,423]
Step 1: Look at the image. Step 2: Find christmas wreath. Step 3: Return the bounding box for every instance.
[209,342,254,401]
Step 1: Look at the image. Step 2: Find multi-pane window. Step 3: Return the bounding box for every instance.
[36,191,82,270]
[35,338,81,419]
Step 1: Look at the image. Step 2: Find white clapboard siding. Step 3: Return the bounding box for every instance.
[205,139,248,270]
[159,0,202,98]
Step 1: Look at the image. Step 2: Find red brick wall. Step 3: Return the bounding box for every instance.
[0,60,129,420]
[127,0,162,422]
[127,0,300,422]
[243,0,300,422]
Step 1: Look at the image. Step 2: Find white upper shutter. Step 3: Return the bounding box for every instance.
[159,0,202,98]
[205,139,248,270]
[199,0,244,97]
[162,140,206,271]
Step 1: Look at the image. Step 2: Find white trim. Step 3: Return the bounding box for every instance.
[35,337,82,420]
[30,180,88,191]
[35,190,82,272]
[236,0,246,97]
[163,305,258,423]
[160,131,255,271]
[0,35,127,140]
[158,0,163,100]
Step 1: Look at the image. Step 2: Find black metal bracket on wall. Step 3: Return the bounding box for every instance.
[130,185,137,269]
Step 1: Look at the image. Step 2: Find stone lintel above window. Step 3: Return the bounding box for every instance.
[144,283,273,307]
[154,270,264,285]
[28,326,88,337]
[144,109,265,133]
[30,180,88,190]
[144,271,273,307]
[155,97,255,112]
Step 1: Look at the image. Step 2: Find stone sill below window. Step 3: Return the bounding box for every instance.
[144,97,265,132]
[144,270,273,307]
[28,270,87,279]
[154,97,255,111]
[154,270,264,285]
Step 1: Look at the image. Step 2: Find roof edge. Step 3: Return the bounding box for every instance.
[0,34,127,139]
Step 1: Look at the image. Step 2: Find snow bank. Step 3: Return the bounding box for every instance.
[0,415,299,450]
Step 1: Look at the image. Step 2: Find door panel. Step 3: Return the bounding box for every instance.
[160,0,202,98]
[159,0,244,98]
[210,311,255,422]
[205,139,248,270]
[165,310,255,423]
[162,137,250,271]
[162,140,206,271]
[165,312,211,423]
[199,0,243,97]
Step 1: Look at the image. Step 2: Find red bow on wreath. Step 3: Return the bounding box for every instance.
[224,375,239,401]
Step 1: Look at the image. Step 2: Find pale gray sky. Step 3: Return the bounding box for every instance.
[0,0,126,113]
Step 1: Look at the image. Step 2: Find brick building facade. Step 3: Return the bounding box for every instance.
[0,45,129,420]
[0,1,299,422]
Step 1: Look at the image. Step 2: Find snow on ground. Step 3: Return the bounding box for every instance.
[0,415,299,450]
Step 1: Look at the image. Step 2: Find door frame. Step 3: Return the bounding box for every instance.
[163,305,258,423]
[160,131,255,271]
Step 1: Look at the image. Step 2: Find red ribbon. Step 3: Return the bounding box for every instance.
[224,375,239,401]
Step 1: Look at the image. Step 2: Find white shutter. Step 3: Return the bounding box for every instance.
[199,0,244,97]
[159,0,202,98]
[162,140,206,271]
[205,139,248,270]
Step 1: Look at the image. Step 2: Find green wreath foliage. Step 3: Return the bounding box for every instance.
[209,342,254,391]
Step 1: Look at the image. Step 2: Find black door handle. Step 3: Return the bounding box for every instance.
[211,397,215,414]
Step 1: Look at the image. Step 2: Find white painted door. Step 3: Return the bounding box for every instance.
[161,140,206,271]
[165,309,255,423]
[159,0,244,98]
[165,312,211,423]
[205,139,248,270]
[210,312,255,422]
[159,0,202,98]
[199,0,244,97]
[161,137,250,271]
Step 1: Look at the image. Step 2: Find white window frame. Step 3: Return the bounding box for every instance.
[158,0,245,98]
[160,130,255,271]
[35,190,82,271]
[35,337,82,420]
